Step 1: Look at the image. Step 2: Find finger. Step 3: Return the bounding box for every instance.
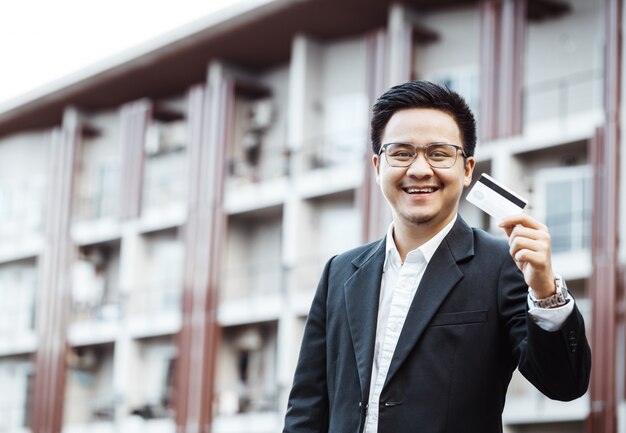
[499,214,547,232]
[501,224,515,238]
[508,225,551,243]
[509,238,549,259]
[512,249,551,268]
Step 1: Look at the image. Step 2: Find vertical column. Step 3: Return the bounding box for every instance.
[619,0,626,427]
[589,0,622,432]
[113,225,144,424]
[287,34,322,173]
[387,3,414,88]
[480,0,526,141]
[119,99,151,220]
[31,107,80,433]
[175,61,232,433]
[276,33,321,416]
[361,29,392,243]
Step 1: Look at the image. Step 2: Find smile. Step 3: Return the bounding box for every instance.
[403,187,438,194]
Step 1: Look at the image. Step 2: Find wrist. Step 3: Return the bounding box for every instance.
[529,274,570,308]
[530,272,557,299]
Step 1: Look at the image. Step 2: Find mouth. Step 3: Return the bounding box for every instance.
[402,186,439,195]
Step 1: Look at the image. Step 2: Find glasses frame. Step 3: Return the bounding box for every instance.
[379,142,467,169]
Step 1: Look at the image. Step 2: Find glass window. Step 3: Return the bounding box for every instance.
[536,165,592,254]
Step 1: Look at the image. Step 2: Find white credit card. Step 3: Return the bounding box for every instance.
[466,173,527,221]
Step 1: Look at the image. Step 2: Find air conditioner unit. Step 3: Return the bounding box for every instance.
[249,99,274,130]
[145,121,187,156]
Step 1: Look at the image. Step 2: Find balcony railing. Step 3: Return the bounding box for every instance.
[226,144,290,185]
[71,297,122,325]
[0,402,30,432]
[524,69,603,127]
[297,129,368,172]
[0,301,35,340]
[74,190,118,222]
[143,154,187,210]
[289,255,330,294]
[0,178,45,241]
[221,262,283,301]
[217,387,279,416]
[127,284,182,319]
[64,393,117,426]
[73,165,120,222]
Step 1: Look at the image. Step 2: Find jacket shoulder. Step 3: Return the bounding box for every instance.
[468,225,513,265]
[330,239,383,267]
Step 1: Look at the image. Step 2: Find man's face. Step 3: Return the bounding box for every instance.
[372,108,475,235]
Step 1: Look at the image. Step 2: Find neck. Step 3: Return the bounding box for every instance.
[392,215,456,262]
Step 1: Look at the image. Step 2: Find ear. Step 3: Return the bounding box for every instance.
[372,153,381,184]
[463,156,475,188]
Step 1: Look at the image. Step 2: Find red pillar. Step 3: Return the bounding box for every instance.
[480,0,526,141]
[175,65,233,433]
[31,108,80,433]
[588,0,622,432]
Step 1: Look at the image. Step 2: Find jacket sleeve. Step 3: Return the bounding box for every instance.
[498,253,592,401]
[282,257,334,433]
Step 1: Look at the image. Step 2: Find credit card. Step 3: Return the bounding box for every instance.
[466,173,527,221]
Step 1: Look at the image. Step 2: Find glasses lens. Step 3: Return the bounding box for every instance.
[385,143,415,166]
[426,144,458,168]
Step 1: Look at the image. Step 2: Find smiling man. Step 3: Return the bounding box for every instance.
[282,80,591,433]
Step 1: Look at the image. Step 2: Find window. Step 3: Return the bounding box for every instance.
[429,66,480,119]
[534,165,592,254]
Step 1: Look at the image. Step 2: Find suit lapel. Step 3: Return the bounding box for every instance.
[384,217,474,388]
[344,239,386,401]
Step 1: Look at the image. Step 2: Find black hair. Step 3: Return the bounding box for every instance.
[370,80,477,157]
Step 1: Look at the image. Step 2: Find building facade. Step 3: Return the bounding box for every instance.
[0,0,621,432]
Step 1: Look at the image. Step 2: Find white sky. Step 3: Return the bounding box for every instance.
[0,0,245,104]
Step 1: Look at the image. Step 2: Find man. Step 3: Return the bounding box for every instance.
[283,81,591,433]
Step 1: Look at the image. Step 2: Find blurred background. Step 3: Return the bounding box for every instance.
[0,0,621,432]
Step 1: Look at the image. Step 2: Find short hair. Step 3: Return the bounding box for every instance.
[370,80,477,157]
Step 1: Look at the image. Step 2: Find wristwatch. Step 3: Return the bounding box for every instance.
[529,274,570,308]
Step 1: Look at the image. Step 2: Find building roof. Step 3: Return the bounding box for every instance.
[0,0,568,138]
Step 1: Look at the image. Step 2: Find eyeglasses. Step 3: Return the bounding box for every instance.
[379,142,466,169]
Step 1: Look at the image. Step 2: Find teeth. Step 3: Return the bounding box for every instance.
[406,187,435,193]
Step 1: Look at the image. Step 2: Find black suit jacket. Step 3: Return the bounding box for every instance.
[283,217,591,433]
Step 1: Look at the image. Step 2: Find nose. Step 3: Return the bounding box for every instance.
[405,151,434,178]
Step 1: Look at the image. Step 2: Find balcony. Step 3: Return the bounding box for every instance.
[524,69,603,138]
[68,299,121,346]
[224,146,290,215]
[219,263,283,326]
[0,177,45,261]
[0,304,36,356]
[216,387,279,415]
[0,262,37,355]
[64,344,116,432]
[127,285,181,337]
[215,322,279,432]
[534,165,592,280]
[0,361,33,433]
[142,146,187,226]
[69,246,122,345]
[0,402,31,433]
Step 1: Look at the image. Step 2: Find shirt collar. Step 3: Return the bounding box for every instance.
[384,214,458,269]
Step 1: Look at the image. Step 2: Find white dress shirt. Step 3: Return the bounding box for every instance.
[363,215,575,433]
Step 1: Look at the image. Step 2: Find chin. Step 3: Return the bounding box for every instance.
[404,213,437,226]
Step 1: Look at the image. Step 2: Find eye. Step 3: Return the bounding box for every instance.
[427,145,454,158]
[429,151,448,158]
[391,150,413,158]
[386,145,415,159]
